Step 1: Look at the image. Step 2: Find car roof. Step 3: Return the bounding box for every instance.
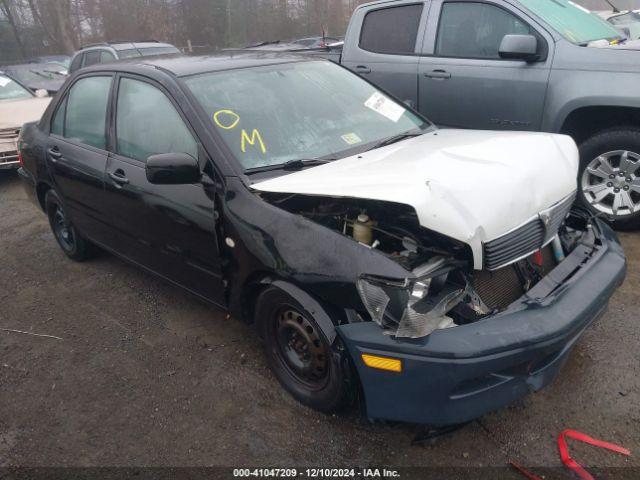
[79,52,316,78]
[80,41,176,52]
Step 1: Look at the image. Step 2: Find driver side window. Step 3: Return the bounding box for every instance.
[115,78,198,163]
[436,2,532,59]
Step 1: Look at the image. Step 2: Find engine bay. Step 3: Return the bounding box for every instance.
[260,192,596,338]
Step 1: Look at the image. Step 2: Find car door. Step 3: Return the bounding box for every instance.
[341,1,430,109]
[102,74,225,304]
[47,74,113,242]
[417,0,553,130]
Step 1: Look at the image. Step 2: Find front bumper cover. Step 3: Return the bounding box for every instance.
[337,219,626,426]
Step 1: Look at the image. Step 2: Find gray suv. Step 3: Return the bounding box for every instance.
[69,41,181,74]
[330,0,640,227]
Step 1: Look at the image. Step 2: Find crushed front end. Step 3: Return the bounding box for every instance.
[337,210,626,425]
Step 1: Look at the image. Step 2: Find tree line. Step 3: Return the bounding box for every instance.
[0,0,369,63]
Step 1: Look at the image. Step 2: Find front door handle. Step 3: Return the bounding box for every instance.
[354,65,371,74]
[47,147,62,162]
[424,70,452,79]
[108,170,130,186]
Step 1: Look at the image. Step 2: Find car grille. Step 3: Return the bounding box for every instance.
[0,127,20,165]
[483,193,576,271]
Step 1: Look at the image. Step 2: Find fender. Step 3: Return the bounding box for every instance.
[267,279,338,345]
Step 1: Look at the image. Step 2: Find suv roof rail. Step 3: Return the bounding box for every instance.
[108,39,161,44]
[80,42,109,50]
[80,39,161,50]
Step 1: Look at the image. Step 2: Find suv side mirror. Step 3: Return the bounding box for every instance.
[499,34,539,62]
[146,153,201,185]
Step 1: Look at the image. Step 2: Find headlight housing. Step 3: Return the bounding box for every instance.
[357,257,466,338]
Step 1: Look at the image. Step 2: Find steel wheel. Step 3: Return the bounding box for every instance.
[581,150,640,217]
[51,204,76,253]
[274,307,329,390]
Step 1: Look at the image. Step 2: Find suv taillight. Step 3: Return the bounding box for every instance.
[15,137,23,168]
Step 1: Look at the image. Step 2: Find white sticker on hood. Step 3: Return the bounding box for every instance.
[364,92,405,123]
[0,76,11,88]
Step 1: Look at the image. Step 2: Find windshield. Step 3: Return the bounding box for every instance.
[520,0,624,44]
[6,64,66,84]
[0,76,33,101]
[185,61,429,171]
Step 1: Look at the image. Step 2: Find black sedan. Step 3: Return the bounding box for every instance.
[17,54,626,426]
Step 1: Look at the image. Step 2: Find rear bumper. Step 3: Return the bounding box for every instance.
[18,167,39,206]
[337,219,626,426]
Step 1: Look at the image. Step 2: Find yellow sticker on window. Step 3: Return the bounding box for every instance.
[341,133,362,145]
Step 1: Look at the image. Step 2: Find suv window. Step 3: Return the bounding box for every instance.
[360,4,423,55]
[63,76,112,149]
[83,50,102,67]
[70,54,83,73]
[115,78,197,163]
[436,2,531,59]
[100,50,116,63]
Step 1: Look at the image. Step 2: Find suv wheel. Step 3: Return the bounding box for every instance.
[255,286,353,413]
[578,127,640,230]
[45,190,97,261]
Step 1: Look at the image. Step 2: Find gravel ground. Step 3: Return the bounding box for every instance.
[1,170,638,476]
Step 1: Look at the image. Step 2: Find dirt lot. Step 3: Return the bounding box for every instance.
[1,170,639,475]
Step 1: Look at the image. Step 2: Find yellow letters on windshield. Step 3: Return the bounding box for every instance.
[241,129,267,154]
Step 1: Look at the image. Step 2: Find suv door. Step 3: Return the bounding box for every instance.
[418,0,553,130]
[341,1,430,109]
[103,75,225,304]
[47,74,113,242]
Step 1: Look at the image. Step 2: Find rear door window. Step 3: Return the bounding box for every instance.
[82,50,102,67]
[115,77,197,162]
[62,76,112,149]
[360,4,424,55]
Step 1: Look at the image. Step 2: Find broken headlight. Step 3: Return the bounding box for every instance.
[357,257,466,339]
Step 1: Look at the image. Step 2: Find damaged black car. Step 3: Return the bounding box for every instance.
[18,54,626,426]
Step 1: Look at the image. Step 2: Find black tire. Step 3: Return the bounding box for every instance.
[45,190,96,261]
[577,127,640,230]
[255,286,353,413]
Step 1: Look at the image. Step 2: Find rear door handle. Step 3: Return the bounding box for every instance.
[424,70,451,79]
[108,170,130,186]
[47,147,62,162]
[354,65,371,74]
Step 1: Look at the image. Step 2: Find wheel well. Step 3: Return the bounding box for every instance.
[36,182,51,212]
[561,107,640,145]
[237,272,272,324]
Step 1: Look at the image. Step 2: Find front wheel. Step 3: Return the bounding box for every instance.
[255,286,353,413]
[578,127,640,230]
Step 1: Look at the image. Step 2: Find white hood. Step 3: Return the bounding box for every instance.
[252,129,579,270]
[0,97,51,130]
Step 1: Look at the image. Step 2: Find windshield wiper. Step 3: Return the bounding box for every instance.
[366,131,425,152]
[245,158,332,175]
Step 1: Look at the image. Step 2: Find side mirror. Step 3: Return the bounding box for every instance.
[146,153,201,185]
[35,89,49,98]
[499,34,539,61]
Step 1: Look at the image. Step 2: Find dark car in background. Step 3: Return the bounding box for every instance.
[17,54,625,426]
[3,63,68,95]
[68,40,181,73]
[31,55,72,69]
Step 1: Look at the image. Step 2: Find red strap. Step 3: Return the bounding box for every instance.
[508,460,543,480]
[557,429,631,480]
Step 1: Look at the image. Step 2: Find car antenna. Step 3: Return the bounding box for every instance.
[605,0,621,13]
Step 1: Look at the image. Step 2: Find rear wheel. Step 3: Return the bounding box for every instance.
[578,128,640,230]
[255,286,352,413]
[45,190,96,261]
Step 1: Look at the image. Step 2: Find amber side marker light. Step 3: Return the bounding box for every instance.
[361,354,402,373]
